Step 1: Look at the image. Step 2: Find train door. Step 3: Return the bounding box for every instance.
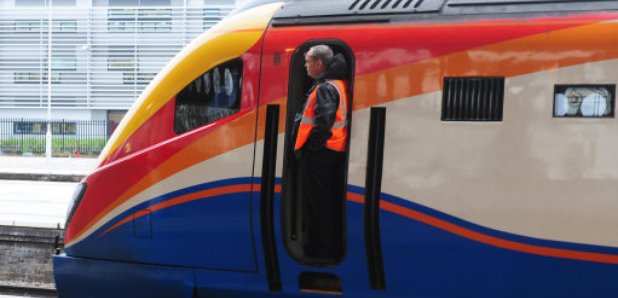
[256,36,387,296]
[281,42,352,265]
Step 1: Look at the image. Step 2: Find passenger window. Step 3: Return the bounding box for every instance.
[554,85,615,118]
[174,58,243,134]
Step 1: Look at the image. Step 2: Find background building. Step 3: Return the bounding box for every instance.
[0,0,237,125]
[0,0,238,155]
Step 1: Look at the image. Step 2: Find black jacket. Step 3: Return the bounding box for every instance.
[295,53,348,153]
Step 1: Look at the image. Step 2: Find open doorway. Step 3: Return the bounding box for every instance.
[281,40,355,266]
[107,110,127,137]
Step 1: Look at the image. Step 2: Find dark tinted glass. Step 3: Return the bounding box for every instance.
[174,58,243,134]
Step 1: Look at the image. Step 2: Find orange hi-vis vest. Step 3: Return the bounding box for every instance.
[294,79,348,152]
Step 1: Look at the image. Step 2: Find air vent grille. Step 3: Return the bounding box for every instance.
[349,0,421,10]
[348,0,443,12]
[442,77,505,121]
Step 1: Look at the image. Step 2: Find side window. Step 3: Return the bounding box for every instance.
[174,58,243,134]
[554,85,615,118]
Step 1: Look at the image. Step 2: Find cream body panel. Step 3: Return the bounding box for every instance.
[252,134,287,179]
[378,59,618,247]
[347,109,370,188]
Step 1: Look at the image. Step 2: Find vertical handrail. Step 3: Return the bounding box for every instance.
[364,107,387,290]
[19,118,24,155]
[260,104,282,291]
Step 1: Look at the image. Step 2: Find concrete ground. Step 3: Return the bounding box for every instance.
[0,179,77,228]
[0,156,97,176]
[0,156,92,296]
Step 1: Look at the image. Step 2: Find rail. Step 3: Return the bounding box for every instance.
[0,225,64,297]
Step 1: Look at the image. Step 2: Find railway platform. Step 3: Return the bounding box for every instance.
[0,156,97,297]
[0,155,97,183]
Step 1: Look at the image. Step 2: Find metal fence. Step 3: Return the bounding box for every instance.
[0,118,110,157]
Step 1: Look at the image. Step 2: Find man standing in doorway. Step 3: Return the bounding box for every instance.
[294,44,348,262]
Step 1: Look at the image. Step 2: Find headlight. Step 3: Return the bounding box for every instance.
[65,183,87,229]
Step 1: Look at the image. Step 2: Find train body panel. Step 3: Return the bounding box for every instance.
[54,0,618,296]
[54,255,196,298]
[378,58,618,247]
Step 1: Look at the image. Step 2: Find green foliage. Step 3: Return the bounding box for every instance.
[0,137,107,156]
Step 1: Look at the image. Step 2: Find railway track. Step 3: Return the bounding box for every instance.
[0,226,63,298]
[0,285,56,297]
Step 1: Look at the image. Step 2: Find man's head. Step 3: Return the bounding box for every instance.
[304,45,333,79]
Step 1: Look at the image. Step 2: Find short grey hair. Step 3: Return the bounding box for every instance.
[306,45,334,65]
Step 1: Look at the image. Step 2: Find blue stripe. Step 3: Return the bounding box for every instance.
[76,177,618,260]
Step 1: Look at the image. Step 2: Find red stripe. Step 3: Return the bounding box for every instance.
[101,97,178,166]
[267,12,618,76]
[68,41,267,244]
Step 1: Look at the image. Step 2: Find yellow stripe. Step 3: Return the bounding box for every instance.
[98,2,283,164]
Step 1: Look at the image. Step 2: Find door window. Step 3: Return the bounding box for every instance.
[281,42,354,266]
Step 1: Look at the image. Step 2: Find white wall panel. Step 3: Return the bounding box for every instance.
[0,4,233,111]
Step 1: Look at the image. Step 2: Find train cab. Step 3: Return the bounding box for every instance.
[54,0,618,297]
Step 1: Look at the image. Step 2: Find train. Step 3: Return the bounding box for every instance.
[53,0,618,297]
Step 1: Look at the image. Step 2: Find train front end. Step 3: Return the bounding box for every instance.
[52,2,282,297]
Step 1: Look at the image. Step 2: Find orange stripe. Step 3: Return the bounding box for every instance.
[75,22,618,245]
[98,182,282,238]
[347,193,618,264]
[98,187,618,264]
[72,105,286,244]
[355,22,618,110]
[100,184,254,237]
[73,111,258,243]
[273,17,611,32]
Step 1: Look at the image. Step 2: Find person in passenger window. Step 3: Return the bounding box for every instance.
[293,45,348,261]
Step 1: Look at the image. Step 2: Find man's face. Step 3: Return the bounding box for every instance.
[305,52,324,79]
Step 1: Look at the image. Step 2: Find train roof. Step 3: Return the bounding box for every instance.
[271,0,618,26]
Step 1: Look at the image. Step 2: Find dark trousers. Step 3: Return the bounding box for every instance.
[297,147,345,261]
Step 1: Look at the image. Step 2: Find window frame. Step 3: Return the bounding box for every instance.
[13,121,77,135]
[107,7,172,32]
[50,57,78,71]
[122,72,156,85]
[108,57,136,71]
[14,72,62,84]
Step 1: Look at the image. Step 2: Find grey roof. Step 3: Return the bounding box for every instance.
[271,0,618,26]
